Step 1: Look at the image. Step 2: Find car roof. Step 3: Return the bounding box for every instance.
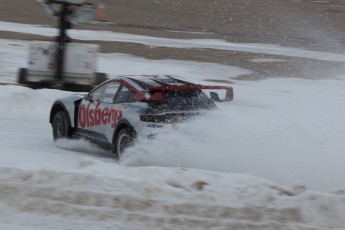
[121,75,196,90]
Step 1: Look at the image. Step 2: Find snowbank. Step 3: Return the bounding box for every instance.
[1,162,345,229]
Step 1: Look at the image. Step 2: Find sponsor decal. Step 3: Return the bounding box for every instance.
[78,102,123,128]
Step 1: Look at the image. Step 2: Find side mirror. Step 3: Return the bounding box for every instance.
[85,94,93,101]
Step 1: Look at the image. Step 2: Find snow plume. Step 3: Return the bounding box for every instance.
[121,78,345,192]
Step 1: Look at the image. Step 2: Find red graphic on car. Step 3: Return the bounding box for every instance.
[79,102,124,128]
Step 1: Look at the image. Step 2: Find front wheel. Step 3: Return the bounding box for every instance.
[115,128,136,157]
[52,111,72,141]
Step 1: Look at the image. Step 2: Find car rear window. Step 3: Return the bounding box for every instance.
[129,76,194,90]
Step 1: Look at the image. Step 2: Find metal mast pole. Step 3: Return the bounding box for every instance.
[55,2,70,82]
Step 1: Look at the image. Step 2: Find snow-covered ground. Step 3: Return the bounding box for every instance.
[1,23,345,229]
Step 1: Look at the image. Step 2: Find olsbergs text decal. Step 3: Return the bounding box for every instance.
[78,102,123,128]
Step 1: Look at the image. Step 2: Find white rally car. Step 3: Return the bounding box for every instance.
[50,75,233,157]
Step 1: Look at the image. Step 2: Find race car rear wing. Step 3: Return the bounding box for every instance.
[147,85,234,102]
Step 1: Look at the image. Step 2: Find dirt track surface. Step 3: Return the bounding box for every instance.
[1,0,345,79]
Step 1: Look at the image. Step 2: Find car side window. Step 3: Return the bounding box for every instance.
[114,85,135,104]
[88,84,107,101]
[100,81,121,103]
[87,81,121,103]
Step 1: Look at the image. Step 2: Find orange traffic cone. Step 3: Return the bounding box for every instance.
[97,1,106,22]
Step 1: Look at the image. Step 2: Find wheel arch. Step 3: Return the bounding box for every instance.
[112,119,137,143]
[49,102,71,126]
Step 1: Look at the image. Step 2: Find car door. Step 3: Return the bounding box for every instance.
[77,81,121,141]
[96,81,127,142]
[102,84,137,142]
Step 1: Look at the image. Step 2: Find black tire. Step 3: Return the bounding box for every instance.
[115,128,136,157]
[18,68,27,84]
[95,72,107,85]
[52,111,71,141]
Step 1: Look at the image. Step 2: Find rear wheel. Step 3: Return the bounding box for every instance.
[52,111,71,141]
[115,128,136,158]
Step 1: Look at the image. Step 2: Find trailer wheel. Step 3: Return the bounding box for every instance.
[95,72,107,85]
[18,68,27,84]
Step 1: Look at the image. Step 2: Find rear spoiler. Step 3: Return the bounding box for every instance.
[148,85,234,102]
